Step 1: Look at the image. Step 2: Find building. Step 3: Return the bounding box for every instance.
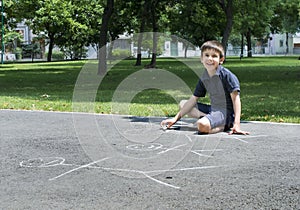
[4,22,300,61]
[267,33,300,55]
[15,22,32,44]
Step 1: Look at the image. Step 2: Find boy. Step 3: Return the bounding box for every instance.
[161,40,249,135]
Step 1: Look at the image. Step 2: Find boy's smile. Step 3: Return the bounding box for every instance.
[201,49,224,73]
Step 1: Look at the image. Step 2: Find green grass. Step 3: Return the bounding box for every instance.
[226,56,300,123]
[0,56,299,123]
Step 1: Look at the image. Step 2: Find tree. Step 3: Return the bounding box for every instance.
[132,0,175,68]
[146,0,160,68]
[134,0,150,66]
[98,0,114,75]
[107,1,138,61]
[235,0,275,57]
[167,0,222,53]
[271,0,300,54]
[217,0,234,55]
[12,0,102,62]
[13,0,76,61]
[4,31,23,52]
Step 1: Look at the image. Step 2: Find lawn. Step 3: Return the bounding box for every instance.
[0,56,299,123]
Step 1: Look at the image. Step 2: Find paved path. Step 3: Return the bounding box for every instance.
[1,110,299,209]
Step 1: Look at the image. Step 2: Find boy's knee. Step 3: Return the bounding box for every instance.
[197,118,211,133]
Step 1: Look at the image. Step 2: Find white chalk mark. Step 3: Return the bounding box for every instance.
[98,165,220,189]
[145,165,222,174]
[126,143,163,151]
[85,166,180,189]
[73,164,221,189]
[93,165,222,175]
[21,155,224,189]
[49,157,110,181]
[100,167,143,173]
[185,134,193,142]
[191,150,213,158]
[142,172,180,189]
[157,144,187,154]
[193,149,223,152]
[244,135,268,138]
[232,136,249,144]
[42,159,62,166]
[20,157,70,168]
[223,134,268,141]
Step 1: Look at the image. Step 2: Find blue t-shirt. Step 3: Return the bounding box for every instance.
[193,65,240,118]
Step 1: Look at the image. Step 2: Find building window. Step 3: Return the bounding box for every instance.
[279,40,284,47]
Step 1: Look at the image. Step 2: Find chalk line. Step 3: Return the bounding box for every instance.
[232,136,249,144]
[191,150,213,158]
[193,149,224,152]
[75,164,222,189]
[84,165,181,189]
[49,157,110,181]
[144,165,222,174]
[21,156,223,189]
[157,143,187,154]
[20,157,73,168]
[142,172,180,189]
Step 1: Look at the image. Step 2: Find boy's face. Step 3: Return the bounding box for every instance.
[200,49,224,71]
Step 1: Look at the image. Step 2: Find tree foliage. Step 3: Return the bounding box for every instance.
[234,0,276,57]
[6,0,300,63]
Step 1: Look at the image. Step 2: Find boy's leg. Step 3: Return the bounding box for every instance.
[197,111,225,134]
[178,100,225,133]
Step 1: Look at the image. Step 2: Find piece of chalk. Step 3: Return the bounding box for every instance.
[162,124,168,130]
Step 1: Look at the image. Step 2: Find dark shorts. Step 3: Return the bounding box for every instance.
[197,103,233,131]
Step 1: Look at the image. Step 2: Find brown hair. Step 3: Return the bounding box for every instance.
[200,40,225,59]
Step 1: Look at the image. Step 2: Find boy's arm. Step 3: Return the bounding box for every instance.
[229,91,249,135]
[175,95,198,121]
[161,95,198,128]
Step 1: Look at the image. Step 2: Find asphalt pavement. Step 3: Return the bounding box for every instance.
[1,109,299,209]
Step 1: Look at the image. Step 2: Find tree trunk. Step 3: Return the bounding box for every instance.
[107,31,114,63]
[184,43,188,58]
[240,33,244,59]
[135,30,144,66]
[149,32,158,68]
[285,32,289,55]
[147,0,159,68]
[135,1,148,66]
[246,28,252,57]
[218,0,234,57]
[47,33,54,62]
[135,34,143,66]
[98,0,114,75]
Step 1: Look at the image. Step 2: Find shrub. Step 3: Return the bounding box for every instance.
[111,49,131,59]
[45,50,65,60]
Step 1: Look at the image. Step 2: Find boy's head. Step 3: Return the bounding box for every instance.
[200,40,225,63]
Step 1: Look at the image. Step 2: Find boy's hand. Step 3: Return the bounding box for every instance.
[228,124,250,135]
[160,118,177,129]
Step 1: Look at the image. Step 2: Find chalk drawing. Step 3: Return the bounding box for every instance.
[20,157,73,168]
[49,157,111,181]
[20,140,223,189]
[191,151,213,158]
[223,134,268,144]
[20,133,264,189]
[126,143,163,151]
[19,156,222,189]
[157,144,187,154]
